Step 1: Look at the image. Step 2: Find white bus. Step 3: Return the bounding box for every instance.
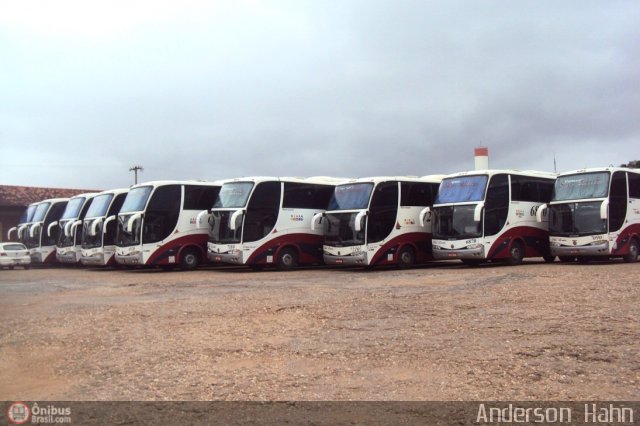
[206,177,341,270]
[115,181,222,270]
[55,192,99,264]
[23,198,70,264]
[7,202,38,243]
[432,170,556,266]
[80,188,129,266]
[539,167,640,263]
[321,176,444,268]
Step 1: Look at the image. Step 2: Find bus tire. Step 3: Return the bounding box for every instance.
[180,248,200,271]
[276,247,298,271]
[397,246,415,269]
[543,255,556,263]
[559,256,575,263]
[623,238,639,263]
[507,240,524,265]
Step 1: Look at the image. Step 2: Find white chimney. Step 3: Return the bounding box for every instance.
[474,147,489,170]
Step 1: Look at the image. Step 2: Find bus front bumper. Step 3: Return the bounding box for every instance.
[56,248,81,264]
[551,241,610,257]
[433,246,484,260]
[115,253,144,265]
[81,249,114,266]
[323,252,368,266]
[208,250,244,265]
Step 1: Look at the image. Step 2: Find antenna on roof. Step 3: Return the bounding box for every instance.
[129,165,144,185]
[553,152,557,173]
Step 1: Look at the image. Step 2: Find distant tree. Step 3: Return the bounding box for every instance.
[620,160,640,168]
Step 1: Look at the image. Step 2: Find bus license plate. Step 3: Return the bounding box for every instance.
[448,253,458,257]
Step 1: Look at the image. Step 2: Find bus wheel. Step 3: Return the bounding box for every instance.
[559,256,575,263]
[543,255,556,263]
[180,248,200,271]
[507,241,524,265]
[623,238,639,263]
[397,246,415,269]
[276,247,298,271]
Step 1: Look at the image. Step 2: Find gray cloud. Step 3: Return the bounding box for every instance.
[1,0,638,189]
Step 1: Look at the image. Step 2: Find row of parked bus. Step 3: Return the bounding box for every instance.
[6,166,640,271]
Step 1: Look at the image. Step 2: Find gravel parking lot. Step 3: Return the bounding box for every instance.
[0,260,638,401]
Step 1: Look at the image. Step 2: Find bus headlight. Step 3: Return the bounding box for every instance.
[588,240,608,247]
[550,241,561,247]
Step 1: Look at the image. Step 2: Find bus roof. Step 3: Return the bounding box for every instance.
[338,176,444,185]
[69,192,100,200]
[222,176,347,186]
[441,169,557,180]
[129,180,223,189]
[93,188,130,197]
[557,166,640,177]
[34,198,70,205]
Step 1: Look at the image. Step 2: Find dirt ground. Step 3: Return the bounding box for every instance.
[0,259,638,401]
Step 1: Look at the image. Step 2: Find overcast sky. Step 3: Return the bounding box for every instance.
[1,0,638,190]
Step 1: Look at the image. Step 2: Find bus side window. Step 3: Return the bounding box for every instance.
[628,172,640,200]
[484,174,509,236]
[184,185,220,210]
[143,185,181,244]
[368,182,399,243]
[283,183,334,210]
[76,199,95,242]
[609,171,627,232]
[244,181,281,243]
[104,193,127,246]
[400,182,436,207]
[42,202,66,246]
[538,180,554,203]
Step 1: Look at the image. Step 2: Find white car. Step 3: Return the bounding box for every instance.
[0,242,31,270]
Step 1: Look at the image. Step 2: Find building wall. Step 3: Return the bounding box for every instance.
[0,206,26,242]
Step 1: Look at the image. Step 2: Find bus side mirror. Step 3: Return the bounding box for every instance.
[18,224,28,239]
[419,207,431,227]
[126,213,142,233]
[600,199,609,220]
[103,216,115,234]
[47,221,58,237]
[70,220,82,236]
[354,210,368,232]
[473,202,484,222]
[536,204,547,223]
[311,212,324,231]
[196,210,209,229]
[7,227,17,240]
[89,218,103,236]
[29,222,41,238]
[229,209,244,231]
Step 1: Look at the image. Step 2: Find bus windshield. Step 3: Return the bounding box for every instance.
[19,205,37,224]
[213,182,254,208]
[85,194,114,218]
[435,175,488,204]
[32,203,51,222]
[328,183,373,210]
[61,197,86,220]
[120,186,153,213]
[553,172,610,201]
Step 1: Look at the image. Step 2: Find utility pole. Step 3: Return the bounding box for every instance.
[129,165,143,185]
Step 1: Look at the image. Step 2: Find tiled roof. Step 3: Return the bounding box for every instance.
[0,185,101,207]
